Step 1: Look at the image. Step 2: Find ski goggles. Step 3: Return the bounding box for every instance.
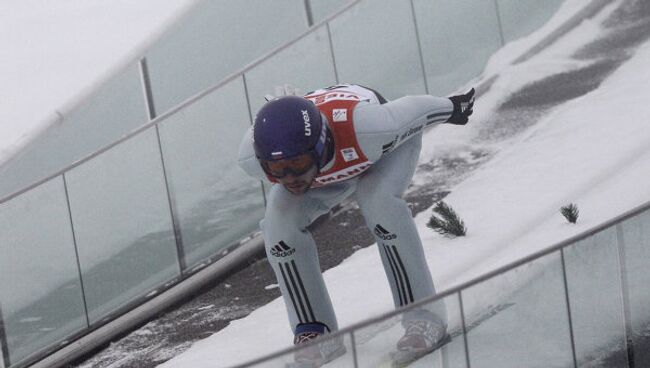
[260,152,317,178]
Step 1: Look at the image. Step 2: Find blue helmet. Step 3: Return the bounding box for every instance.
[253,96,329,168]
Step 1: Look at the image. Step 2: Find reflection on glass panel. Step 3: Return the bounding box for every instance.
[413,0,502,95]
[355,295,464,367]
[328,0,426,99]
[619,210,650,367]
[247,332,355,368]
[0,177,86,365]
[496,0,564,43]
[0,63,147,199]
[158,77,265,269]
[308,0,353,23]
[462,252,573,368]
[66,128,180,324]
[146,0,309,115]
[563,228,627,367]
[245,25,337,116]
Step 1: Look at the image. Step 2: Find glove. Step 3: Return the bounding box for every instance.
[447,88,475,125]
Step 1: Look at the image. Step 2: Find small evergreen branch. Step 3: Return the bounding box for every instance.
[427,201,467,238]
[560,203,579,224]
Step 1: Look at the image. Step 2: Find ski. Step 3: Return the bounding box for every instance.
[376,303,515,367]
[387,334,451,368]
[285,343,346,368]
[286,362,323,368]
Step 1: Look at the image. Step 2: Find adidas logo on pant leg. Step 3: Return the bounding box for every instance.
[271,240,296,257]
[374,224,397,240]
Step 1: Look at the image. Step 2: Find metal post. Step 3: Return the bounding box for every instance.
[139,57,158,120]
[261,182,268,208]
[492,0,506,46]
[408,0,430,94]
[326,23,340,84]
[0,304,9,368]
[350,331,360,367]
[616,224,636,367]
[303,0,315,27]
[63,173,91,328]
[441,338,450,368]
[154,125,186,273]
[560,249,579,368]
[241,74,269,208]
[242,74,255,128]
[458,291,472,368]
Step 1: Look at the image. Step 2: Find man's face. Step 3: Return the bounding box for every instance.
[277,165,318,195]
[261,152,318,195]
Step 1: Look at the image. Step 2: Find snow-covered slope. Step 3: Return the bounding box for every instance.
[159,2,650,367]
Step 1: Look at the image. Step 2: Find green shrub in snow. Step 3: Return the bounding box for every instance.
[427,201,467,238]
[561,203,579,224]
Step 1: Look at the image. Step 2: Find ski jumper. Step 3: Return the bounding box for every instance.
[238,84,454,334]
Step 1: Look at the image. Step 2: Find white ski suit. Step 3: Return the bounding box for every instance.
[238,84,453,334]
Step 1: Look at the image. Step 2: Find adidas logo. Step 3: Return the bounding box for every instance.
[374,224,397,241]
[271,241,296,257]
[382,135,398,154]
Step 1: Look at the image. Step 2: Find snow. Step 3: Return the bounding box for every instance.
[0,0,197,164]
[159,2,650,367]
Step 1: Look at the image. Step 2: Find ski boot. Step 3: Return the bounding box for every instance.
[287,322,346,368]
[391,318,450,367]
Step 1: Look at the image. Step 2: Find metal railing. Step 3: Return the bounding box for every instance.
[232,198,650,368]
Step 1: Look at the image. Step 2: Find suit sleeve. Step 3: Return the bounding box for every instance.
[237,127,268,180]
[354,95,454,162]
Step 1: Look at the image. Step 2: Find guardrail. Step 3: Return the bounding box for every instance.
[232,198,650,368]
[0,0,568,367]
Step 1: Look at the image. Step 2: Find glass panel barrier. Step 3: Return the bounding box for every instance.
[65,128,180,324]
[496,0,565,44]
[244,24,338,116]
[0,62,147,199]
[563,227,628,367]
[413,0,503,95]
[328,0,426,99]
[146,0,309,115]
[353,313,401,367]
[462,252,574,368]
[354,294,466,367]
[619,210,650,367]
[0,177,86,366]
[308,0,354,24]
[157,77,265,270]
